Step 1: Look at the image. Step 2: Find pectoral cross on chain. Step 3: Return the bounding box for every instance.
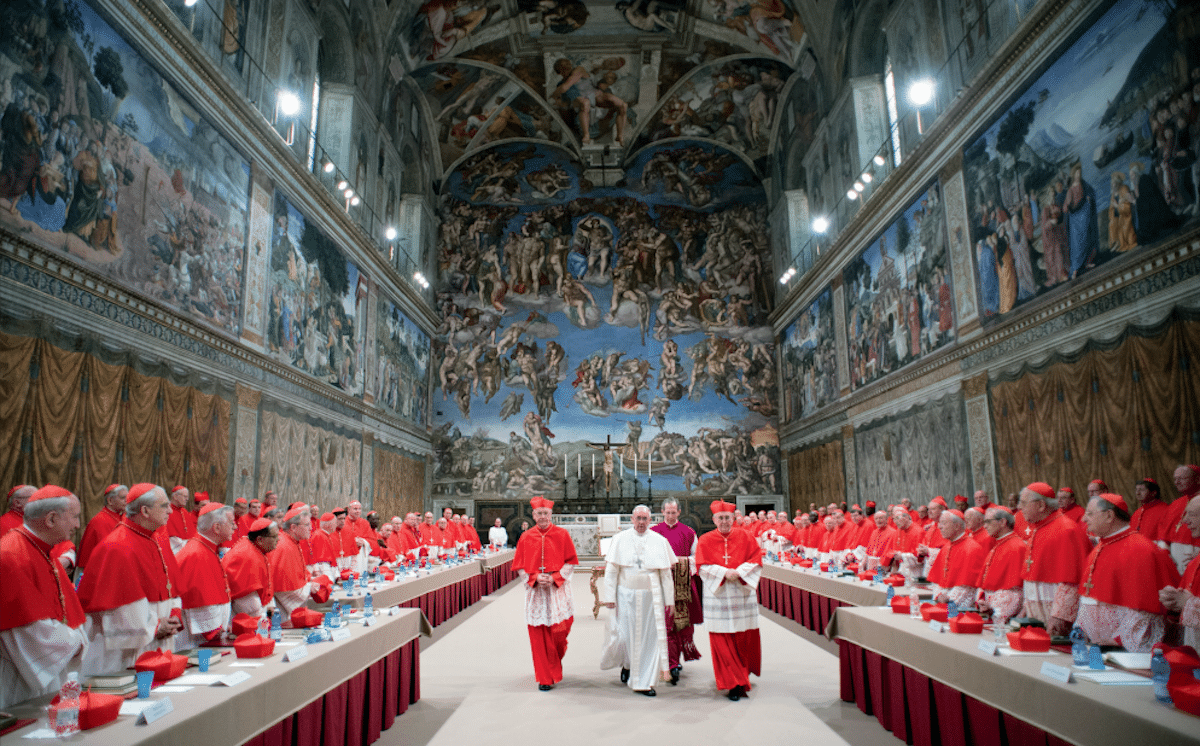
[722,538,732,566]
[1082,575,1094,595]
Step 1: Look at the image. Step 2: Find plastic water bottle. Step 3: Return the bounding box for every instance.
[947,601,958,619]
[1070,626,1087,666]
[886,585,895,604]
[270,608,282,641]
[909,588,921,619]
[993,618,1006,647]
[330,602,342,628]
[1151,648,1172,704]
[364,592,374,617]
[52,672,81,737]
[256,615,269,637]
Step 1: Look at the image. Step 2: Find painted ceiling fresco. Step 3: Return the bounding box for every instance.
[386,0,815,181]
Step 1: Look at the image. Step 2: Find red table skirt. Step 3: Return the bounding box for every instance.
[399,573,485,626]
[838,640,1073,746]
[483,561,517,595]
[244,637,421,746]
[758,577,848,635]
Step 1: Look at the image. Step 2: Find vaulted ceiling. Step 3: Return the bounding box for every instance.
[337,0,854,188]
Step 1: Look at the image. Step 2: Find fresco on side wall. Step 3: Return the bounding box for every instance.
[780,287,837,420]
[433,140,779,499]
[843,181,954,390]
[376,294,432,426]
[964,0,1199,322]
[0,0,250,335]
[267,190,368,396]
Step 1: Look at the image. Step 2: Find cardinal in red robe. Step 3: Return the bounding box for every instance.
[78,484,182,675]
[222,518,277,617]
[76,484,127,576]
[696,500,762,701]
[270,505,320,614]
[514,496,578,690]
[976,507,1026,624]
[926,510,986,609]
[175,503,234,648]
[1019,482,1091,636]
[165,485,196,553]
[0,484,34,537]
[1077,494,1180,651]
[0,485,88,708]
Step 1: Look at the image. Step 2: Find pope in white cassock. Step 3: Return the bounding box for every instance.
[601,505,675,696]
[489,518,509,548]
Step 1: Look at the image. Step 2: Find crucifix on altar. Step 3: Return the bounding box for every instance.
[586,434,623,495]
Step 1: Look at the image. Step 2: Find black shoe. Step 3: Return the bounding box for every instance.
[620,668,630,683]
[727,685,744,701]
[669,667,681,685]
[638,688,656,696]
[538,684,553,691]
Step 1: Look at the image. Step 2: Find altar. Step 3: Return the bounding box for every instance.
[550,513,662,557]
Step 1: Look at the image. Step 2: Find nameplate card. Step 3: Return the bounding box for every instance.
[361,616,376,627]
[977,640,999,656]
[136,697,174,725]
[1040,662,1073,684]
[216,671,252,687]
[284,646,309,662]
[331,628,352,642]
[387,606,401,616]
[928,621,945,633]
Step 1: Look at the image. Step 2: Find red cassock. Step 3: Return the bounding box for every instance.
[0,510,22,537]
[513,525,579,687]
[345,517,374,541]
[1060,503,1084,523]
[270,534,311,594]
[1,527,87,631]
[1162,496,1200,548]
[852,521,876,549]
[76,506,123,572]
[696,527,763,692]
[418,523,438,546]
[831,523,855,552]
[774,522,797,545]
[78,520,181,612]
[927,534,986,589]
[1079,530,1180,613]
[391,525,422,558]
[222,537,274,607]
[978,533,1025,591]
[335,526,359,558]
[1021,513,1091,584]
[881,524,923,567]
[866,525,897,560]
[309,529,336,566]
[166,507,197,543]
[175,535,231,640]
[817,528,835,553]
[463,528,482,552]
[1130,499,1171,543]
[924,523,949,552]
[971,526,995,554]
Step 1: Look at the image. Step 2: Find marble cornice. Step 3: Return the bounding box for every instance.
[779,229,1200,448]
[102,0,438,335]
[0,235,431,452]
[771,0,1106,329]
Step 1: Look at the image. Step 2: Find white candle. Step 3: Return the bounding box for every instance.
[577,454,581,478]
[648,458,652,477]
[564,455,567,479]
[634,457,638,478]
[592,454,595,478]
[619,455,624,477]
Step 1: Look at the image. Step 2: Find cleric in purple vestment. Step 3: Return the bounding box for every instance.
[651,498,703,684]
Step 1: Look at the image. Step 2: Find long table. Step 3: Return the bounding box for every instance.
[7,608,427,746]
[758,563,929,634]
[481,549,517,594]
[324,551,517,626]
[829,606,1200,746]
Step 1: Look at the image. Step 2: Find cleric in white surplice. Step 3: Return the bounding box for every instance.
[601,505,676,696]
